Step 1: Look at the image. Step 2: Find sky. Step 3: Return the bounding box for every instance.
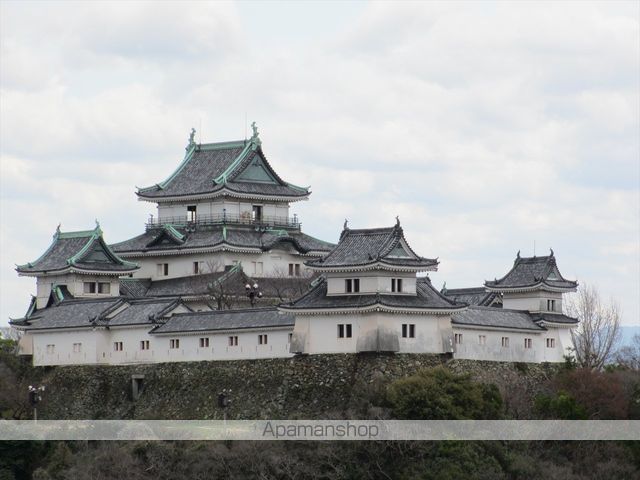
[0,1,638,326]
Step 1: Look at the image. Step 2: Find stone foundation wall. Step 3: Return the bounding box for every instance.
[34,354,560,419]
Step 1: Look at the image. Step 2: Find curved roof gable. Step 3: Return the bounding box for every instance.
[16,223,139,276]
[137,128,309,202]
[485,250,577,292]
[306,220,438,272]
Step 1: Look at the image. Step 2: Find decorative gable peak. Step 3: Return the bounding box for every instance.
[485,249,577,293]
[307,220,438,273]
[16,223,139,277]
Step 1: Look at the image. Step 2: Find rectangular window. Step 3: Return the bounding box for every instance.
[252,205,263,222]
[289,263,294,276]
[338,324,353,338]
[72,343,81,353]
[524,338,532,349]
[478,335,486,345]
[157,263,169,276]
[295,264,301,276]
[193,261,200,274]
[258,334,268,345]
[140,340,150,350]
[199,337,209,348]
[501,337,510,348]
[46,344,55,354]
[402,324,416,338]
[98,282,111,294]
[187,205,197,222]
[114,342,123,352]
[83,282,96,294]
[169,339,180,349]
[288,333,293,343]
[257,262,263,275]
[345,279,360,293]
[546,338,556,348]
[228,336,238,346]
[454,333,463,344]
[547,299,556,311]
[392,278,404,293]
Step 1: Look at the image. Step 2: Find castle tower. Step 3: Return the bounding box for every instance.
[280,219,466,354]
[16,223,139,309]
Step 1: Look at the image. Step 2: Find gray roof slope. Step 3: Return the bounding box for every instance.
[152,307,294,334]
[531,312,579,325]
[442,287,500,307]
[307,222,437,270]
[485,251,577,290]
[10,298,122,330]
[452,306,546,331]
[137,140,309,200]
[110,226,333,254]
[120,278,151,297]
[106,299,181,326]
[10,297,179,330]
[281,276,464,311]
[17,225,138,275]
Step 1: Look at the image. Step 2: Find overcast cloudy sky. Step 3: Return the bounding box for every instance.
[1,1,638,326]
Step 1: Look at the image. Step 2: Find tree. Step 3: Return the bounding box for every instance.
[565,283,621,370]
[386,367,503,420]
[615,334,640,370]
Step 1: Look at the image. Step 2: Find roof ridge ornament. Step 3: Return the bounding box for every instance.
[186,128,196,151]
[343,219,349,230]
[250,121,261,149]
[396,216,400,227]
[550,248,554,257]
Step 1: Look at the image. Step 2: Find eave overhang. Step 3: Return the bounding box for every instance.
[451,322,547,333]
[137,188,310,204]
[484,282,577,294]
[305,261,438,273]
[150,324,293,336]
[278,304,466,316]
[17,266,139,277]
[115,244,326,258]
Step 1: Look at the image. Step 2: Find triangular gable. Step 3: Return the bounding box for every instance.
[383,238,416,260]
[79,240,114,264]
[146,227,185,248]
[235,154,280,184]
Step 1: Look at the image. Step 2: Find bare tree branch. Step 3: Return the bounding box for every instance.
[566,283,621,370]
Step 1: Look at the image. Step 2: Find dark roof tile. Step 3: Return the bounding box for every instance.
[151,307,294,334]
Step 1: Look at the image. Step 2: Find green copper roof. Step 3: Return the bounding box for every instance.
[17,223,139,275]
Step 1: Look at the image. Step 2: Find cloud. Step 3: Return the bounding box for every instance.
[1,1,638,326]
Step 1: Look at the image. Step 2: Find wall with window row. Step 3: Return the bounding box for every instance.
[156,199,291,223]
[326,270,418,295]
[501,291,564,313]
[35,274,120,308]
[129,250,311,281]
[30,325,294,366]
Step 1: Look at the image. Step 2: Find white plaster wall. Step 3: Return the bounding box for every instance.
[157,200,291,223]
[36,274,120,308]
[295,312,452,355]
[28,326,294,366]
[326,271,417,295]
[32,329,101,366]
[502,291,563,312]
[451,326,570,363]
[131,250,313,281]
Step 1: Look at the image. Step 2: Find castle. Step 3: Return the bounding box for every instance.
[10,126,579,366]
